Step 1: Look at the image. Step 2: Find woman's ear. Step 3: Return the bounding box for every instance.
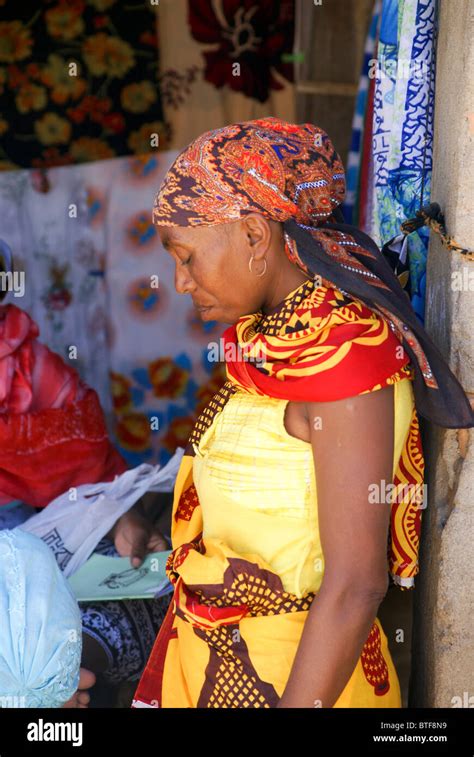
[242,214,272,254]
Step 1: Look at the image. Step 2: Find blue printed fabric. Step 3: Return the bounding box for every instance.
[369,0,438,323]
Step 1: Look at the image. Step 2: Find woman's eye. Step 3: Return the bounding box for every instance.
[182,256,192,266]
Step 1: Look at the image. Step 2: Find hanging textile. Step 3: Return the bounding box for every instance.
[156,0,296,150]
[96,152,228,467]
[341,0,382,225]
[369,0,438,323]
[0,0,167,170]
[0,150,231,465]
[0,164,113,417]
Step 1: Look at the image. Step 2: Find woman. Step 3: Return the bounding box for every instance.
[132,118,474,709]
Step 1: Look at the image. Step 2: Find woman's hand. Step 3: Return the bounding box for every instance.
[62,668,96,709]
[110,506,169,567]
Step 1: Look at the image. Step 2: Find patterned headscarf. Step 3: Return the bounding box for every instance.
[154,117,473,429]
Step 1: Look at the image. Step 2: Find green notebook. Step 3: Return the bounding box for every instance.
[68,550,173,602]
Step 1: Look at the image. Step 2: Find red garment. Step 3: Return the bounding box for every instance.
[222,289,411,402]
[0,304,127,508]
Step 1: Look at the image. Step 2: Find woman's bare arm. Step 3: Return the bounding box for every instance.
[277,384,395,708]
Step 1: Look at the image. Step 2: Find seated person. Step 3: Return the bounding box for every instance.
[0,528,93,708]
[0,298,171,693]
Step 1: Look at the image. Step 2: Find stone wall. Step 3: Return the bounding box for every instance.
[410,0,474,708]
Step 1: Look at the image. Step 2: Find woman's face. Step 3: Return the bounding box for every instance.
[158,216,279,324]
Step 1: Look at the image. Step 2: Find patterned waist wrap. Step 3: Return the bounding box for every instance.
[169,538,314,630]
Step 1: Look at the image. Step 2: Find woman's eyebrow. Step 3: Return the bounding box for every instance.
[161,235,193,251]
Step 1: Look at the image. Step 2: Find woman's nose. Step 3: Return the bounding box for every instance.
[175,264,194,295]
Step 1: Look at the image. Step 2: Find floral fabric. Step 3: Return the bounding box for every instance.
[0,0,168,170]
[157,0,296,151]
[0,151,229,465]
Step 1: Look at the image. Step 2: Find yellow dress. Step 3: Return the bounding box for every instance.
[188,377,415,707]
[133,276,425,709]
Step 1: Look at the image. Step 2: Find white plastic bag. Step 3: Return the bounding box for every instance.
[17,447,184,577]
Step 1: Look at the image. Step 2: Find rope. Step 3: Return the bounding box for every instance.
[400,202,474,262]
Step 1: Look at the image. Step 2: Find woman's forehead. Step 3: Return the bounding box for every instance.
[159,225,194,248]
[159,222,232,249]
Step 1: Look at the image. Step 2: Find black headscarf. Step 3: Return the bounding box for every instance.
[283,211,474,429]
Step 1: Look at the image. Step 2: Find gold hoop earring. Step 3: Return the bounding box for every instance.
[248,254,267,277]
